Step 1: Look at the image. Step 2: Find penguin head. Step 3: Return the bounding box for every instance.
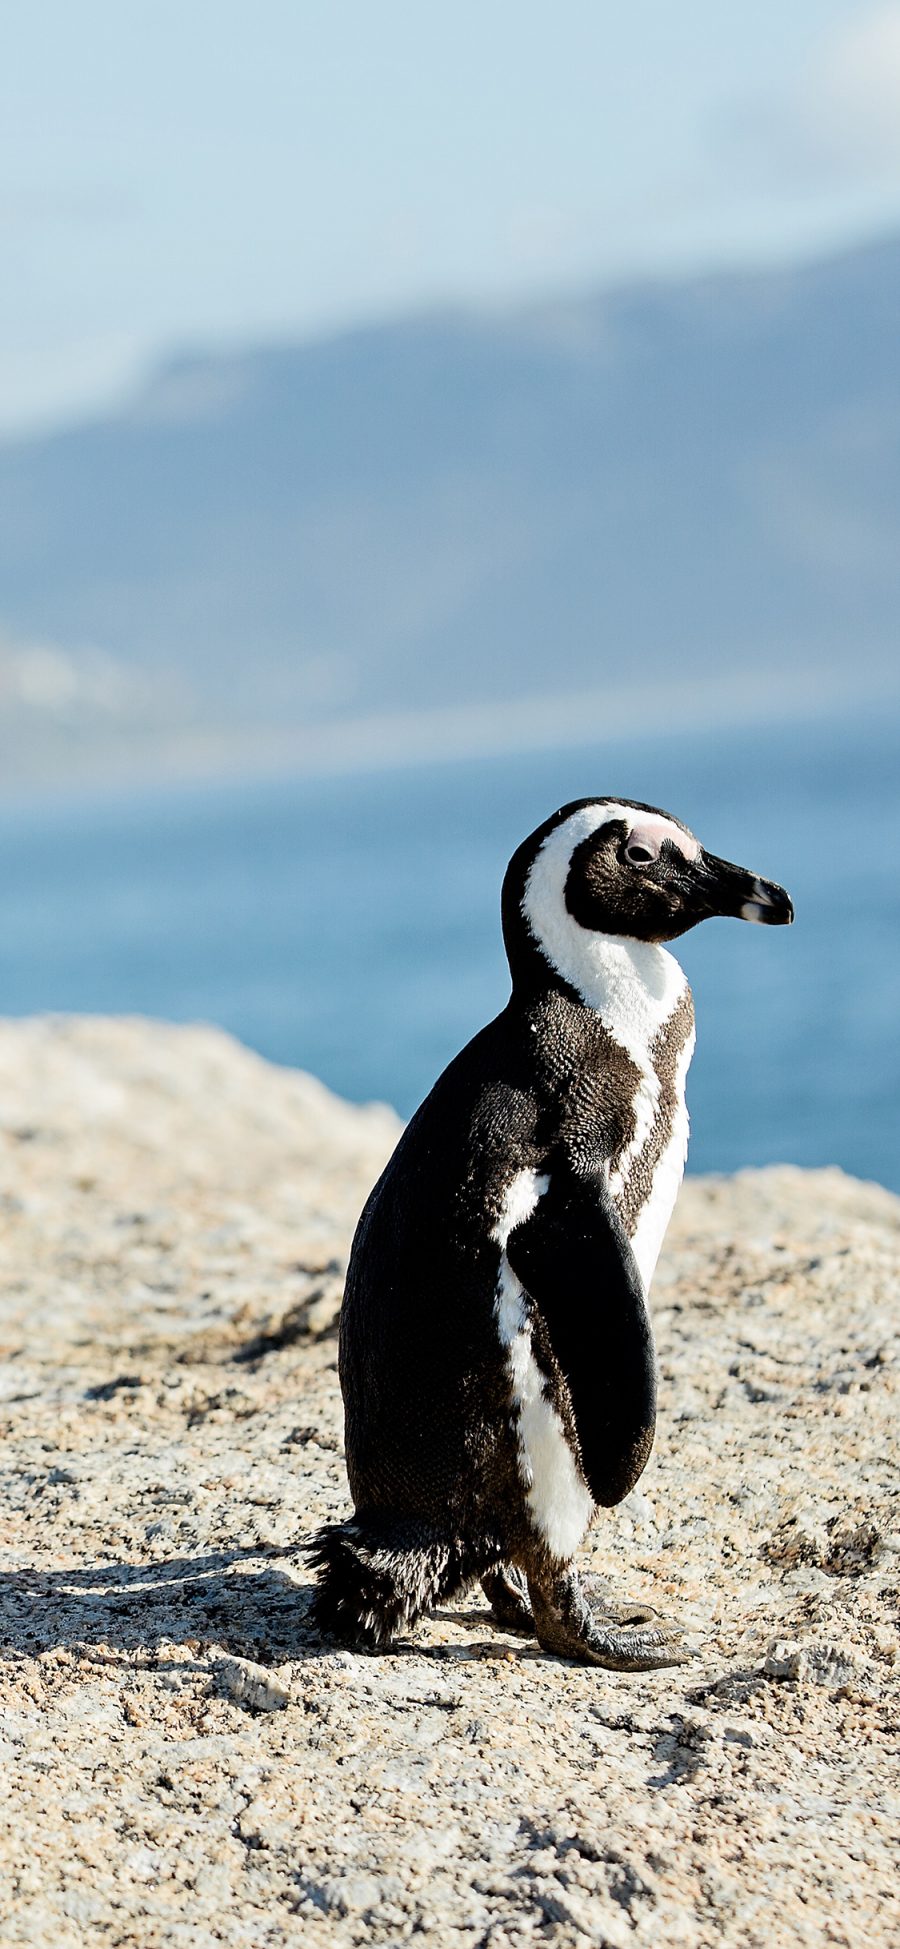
[503,798,793,987]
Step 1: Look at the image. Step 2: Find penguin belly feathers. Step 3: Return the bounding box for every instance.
[310,798,793,1668]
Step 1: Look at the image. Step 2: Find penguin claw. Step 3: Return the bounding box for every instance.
[481,1565,534,1635]
[542,1615,693,1672]
[577,1624,695,1673]
[528,1569,695,1672]
[579,1574,661,1628]
[608,1606,661,1626]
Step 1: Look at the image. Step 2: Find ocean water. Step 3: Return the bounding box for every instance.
[0,709,897,1190]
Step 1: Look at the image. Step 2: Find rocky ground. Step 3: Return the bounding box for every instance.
[0,1017,897,1948]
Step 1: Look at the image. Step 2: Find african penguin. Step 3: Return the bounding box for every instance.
[310,798,793,1669]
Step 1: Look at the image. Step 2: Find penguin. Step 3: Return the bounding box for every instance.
[309,798,793,1668]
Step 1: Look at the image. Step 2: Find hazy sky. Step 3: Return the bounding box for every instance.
[4,0,900,435]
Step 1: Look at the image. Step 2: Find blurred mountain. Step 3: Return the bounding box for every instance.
[0,234,898,783]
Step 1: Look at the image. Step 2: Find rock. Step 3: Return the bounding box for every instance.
[214,1654,291,1712]
[764,1639,807,1681]
[764,1639,875,1695]
[1,1017,898,1948]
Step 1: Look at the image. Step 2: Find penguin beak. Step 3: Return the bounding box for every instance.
[695,851,794,926]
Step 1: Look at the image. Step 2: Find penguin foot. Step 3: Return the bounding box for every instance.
[306,1516,474,1649]
[480,1564,533,1635]
[528,1568,689,1672]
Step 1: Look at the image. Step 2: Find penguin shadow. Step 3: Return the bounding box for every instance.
[0,1553,525,1672]
[0,1546,326,1670]
[431,1601,545,1663]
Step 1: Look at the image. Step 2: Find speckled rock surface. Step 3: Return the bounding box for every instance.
[0,1017,897,1948]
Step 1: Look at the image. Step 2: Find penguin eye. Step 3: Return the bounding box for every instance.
[624,840,657,866]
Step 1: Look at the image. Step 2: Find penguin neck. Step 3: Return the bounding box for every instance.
[529,931,689,1071]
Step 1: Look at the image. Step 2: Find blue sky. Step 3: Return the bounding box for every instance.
[4,0,900,435]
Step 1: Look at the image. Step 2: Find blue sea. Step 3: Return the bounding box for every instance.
[0,709,897,1190]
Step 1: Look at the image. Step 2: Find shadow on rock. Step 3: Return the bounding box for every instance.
[0,1548,326,1665]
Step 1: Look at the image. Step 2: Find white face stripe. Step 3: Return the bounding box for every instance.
[521,803,691,1064]
[521,805,698,973]
[539,802,698,865]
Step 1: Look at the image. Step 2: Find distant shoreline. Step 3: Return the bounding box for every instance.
[0,667,897,812]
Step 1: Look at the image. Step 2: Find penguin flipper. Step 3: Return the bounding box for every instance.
[504,1160,656,1508]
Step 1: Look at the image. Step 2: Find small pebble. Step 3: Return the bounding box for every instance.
[214,1655,291,1712]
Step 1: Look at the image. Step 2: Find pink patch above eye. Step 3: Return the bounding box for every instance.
[626,817,699,863]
